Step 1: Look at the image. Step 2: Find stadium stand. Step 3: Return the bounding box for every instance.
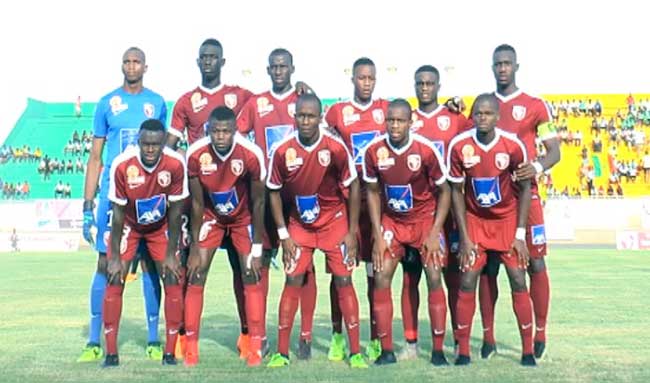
[1,95,648,200]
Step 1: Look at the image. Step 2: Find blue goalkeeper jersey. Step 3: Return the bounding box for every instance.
[93,86,167,196]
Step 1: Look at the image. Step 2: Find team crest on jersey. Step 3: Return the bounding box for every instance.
[437,115,451,131]
[157,170,171,187]
[407,154,421,171]
[372,109,385,124]
[199,152,217,174]
[126,165,145,188]
[285,147,303,170]
[230,159,244,176]
[377,146,395,169]
[287,103,296,117]
[512,105,527,121]
[318,150,331,167]
[143,103,155,118]
[462,144,481,167]
[495,153,510,170]
[191,92,207,113]
[109,95,128,115]
[224,93,238,109]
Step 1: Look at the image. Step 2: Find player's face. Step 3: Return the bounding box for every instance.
[472,100,499,134]
[138,130,166,167]
[352,65,376,102]
[386,105,412,147]
[206,119,236,154]
[197,44,225,80]
[295,99,321,143]
[267,53,294,90]
[492,50,518,88]
[122,50,147,85]
[414,71,440,104]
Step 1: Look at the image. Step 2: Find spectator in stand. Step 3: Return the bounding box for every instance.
[570,99,580,117]
[609,125,618,142]
[591,117,598,135]
[76,157,84,173]
[578,99,586,115]
[592,134,602,153]
[559,128,568,144]
[34,147,42,161]
[627,93,635,113]
[65,140,74,155]
[72,130,80,144]
[21,181,30,199]
[593,99,602,116]
[63,182,72,198]
[586,99,594,116]
[586,166,595,194]
[629,159,638,182]
[559,100,569,117]
[574,130,583,146]
[572,187,582,198]
[66,159,74,173]
[618,160,629,183]
[643,150,650,183]
[54,180,65,198]
[74,141,82,156]
[607,183,614,196]
[616,183,624,196]
[599,117,607,132]
[83,140,91,155]
[43,156,51,181]
[81,130,89,142]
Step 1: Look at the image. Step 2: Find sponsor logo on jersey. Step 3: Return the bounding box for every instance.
[411,114,423,131]
[210,187,239,216]
[285,147,303,170]
[119,129,139,152]
[407,154,421,172]
[531,224,546,245]
[471,177,502,207]
[495,153,510,170]
[230,159,244,176]
[256,97,274,116]
[512,105,527,121]
[199,152,217,174]
[109,95,128,115]
[351,131,379,165]
[224,93,238,109]
[126,165,145,188]
[437,115,451,131]
[265,124,294,159]
[377,146,395,169]
[432,140,445,158]
[372,109,385,124]
[190,92,207,113]
[157,170,171,187]
[136,194,167,225]
[318,149,331,167]
[385,184,414,212]
[342,105,360,126]
[296,195,320,224]
[143,103,155,118]
[462,144,481,168]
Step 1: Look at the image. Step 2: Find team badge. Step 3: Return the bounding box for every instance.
[230,159,244,176]
[372,109,385,124]
[224,93,238,109]
[437,115,451,131]
[191,92,207,113]
[462,144,481,167]
[407,154,421,172]
[495,153,510,170]
[512,105,527,121]
[199,152,217,173]
[318,149,331,167]
[285,147,303,169]
[287,103,296,117]
[157,170,171,187]
[143,103,155,118]
[109,95,127,115]
[126,165,144,187]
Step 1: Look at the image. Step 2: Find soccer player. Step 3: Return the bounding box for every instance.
[478,44,561,360]
[398,65,472,360]
[184,106,266,367]
[447,94,535,366]
[266,94,367,369]
[324,57,389,361]
[237,48,317,359]
[79,47,167,362]
[364,99,451,366]
[102,119,187,367]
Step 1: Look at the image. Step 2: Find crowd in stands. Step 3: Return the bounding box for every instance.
[53,180,72,198]
[0,178,30,199]
[0,144,43,164]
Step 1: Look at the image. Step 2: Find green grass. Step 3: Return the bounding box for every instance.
[1,248,649,382]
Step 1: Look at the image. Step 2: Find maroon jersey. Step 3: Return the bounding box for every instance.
[108,147,188,233]
[411,105,472,159]
[447,128,527,220]
[170,84,254,145]
[363,133,447,223]
[267,130,356,230]
[237,88,298,160]
[325,99,390,168]
[186,133,265,225]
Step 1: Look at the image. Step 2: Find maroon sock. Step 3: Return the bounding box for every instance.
[512,291,534,355]
[401,268,421,342]
[277,284,300,356]
[244,282,264,342]
[444,270,460,338]
[184,285,204,342]
[372,287,393,351]
[259,266,270,339]
[163,284,183,354]
[337,284,361,354]
[103,285,124,355]
[300,270,317,341]
[530,270,550,342]
[367,276,378,340]
[479,273,498,344]
[454,290,476,357]
[428,288,447,352]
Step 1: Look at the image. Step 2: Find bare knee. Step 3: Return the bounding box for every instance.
[286,274,305,287]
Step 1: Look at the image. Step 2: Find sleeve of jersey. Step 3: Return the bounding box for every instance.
[536,100,557,141]
[339,144,358,188]
[446,144,465,183]
[158,99,168,126]
[168,99,186,139]
[362,146,378,183]
[429,146,448,186]
[93,99,109,138]
[169,159,189,202]
[236,98,254,134]
[266,149,283,190]
[248,144,267,181]
[108,164,127,206]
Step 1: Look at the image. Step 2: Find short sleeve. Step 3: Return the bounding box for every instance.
[236,97,255,135]
[447,143,465,183]
[108,164,127,205]
[169,158,189,202]
[337,143,357,188]
[362,145,378,183]
[93,98,109,138]
[266,147,284,190]
[169,98,187,139]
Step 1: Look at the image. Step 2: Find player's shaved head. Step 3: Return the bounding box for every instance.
[415,65,439,78]
[123,47,145,62]
[269,48,293,65]
[472,93,500,113]
[201,38,223,52]
[388,98,412,115]
[353,57,375,71]
[209,106,236,123]
[296,93,322,113]
[140,118,165,133]
[493,44,517,61]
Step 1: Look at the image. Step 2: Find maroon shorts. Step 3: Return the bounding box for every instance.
[107,224,168,262]
[197,214,252,257]
[379,215,446,266]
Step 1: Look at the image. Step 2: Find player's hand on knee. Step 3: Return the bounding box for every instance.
[162,255,181,282]
[107,258,123,285]
[512,239,529,269]
[281,238,299,274]
[186,246,202,282]
[341,232,358,270]
[82,208,96,246]
[422,229,442,269]
[246,243,263,281]
[459,240,477,272]
[372,236,389,272]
